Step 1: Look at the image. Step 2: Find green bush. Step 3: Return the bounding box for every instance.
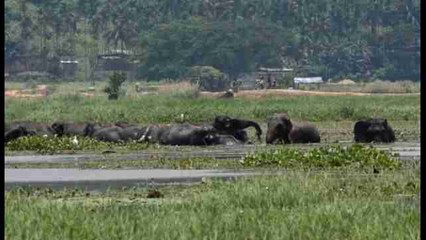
[5,136,149,154]
[189,66,229,92]
[104,72,127,100]
[339,106,355,119]
[372,64,396,81]
[242,144,401,170]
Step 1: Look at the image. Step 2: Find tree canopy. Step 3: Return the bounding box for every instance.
[5,0,420,81]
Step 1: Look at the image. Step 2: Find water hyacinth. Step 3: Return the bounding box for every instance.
[242,144,401,170]
[5,136,149,154]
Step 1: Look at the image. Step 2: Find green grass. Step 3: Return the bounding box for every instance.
[6,170,419,240]
[5,93,420,124]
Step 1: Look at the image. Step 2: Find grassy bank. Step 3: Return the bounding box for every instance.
[6,170,419,240]
[5,93,420,124]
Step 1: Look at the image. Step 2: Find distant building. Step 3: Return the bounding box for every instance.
[293,77,323,89]
[294,77,323,84]
[60,58,79,80]
[5,54,79,80]
[95,50,138,80]
[5,54,50,75]
[238,67,294,90]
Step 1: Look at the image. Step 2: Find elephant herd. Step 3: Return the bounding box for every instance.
[4,114,396,146]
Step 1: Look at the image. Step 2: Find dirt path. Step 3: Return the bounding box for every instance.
[199,89,420,99]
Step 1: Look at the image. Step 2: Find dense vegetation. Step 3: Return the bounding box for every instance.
[6,139,402,171]
[5,135,150,154]
[5,0,420,81]
[5,94,420,124]
[6,171,419,239]
[242,144,401,170]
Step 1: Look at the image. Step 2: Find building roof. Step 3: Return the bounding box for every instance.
[258,67,294,72]
[60,60,79,64]
[294,77,323,84]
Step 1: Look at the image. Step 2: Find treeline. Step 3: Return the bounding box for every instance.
[5,0,420,81]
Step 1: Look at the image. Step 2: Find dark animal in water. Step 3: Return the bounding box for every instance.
[91,126,147,143]
[6,122,55,137]
[353,118,396,143]
[266,113,320,144]
[213,116,262,142]
[218,89,234,99]
[4,126,36,144]
[50,122,96,137]
[158,123,217,146]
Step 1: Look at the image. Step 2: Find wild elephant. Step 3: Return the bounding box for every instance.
[138,124,172,144]
[204,134,241,145]
[139,123,219,146]
[218,89,234,99]
[4,126,36,144]
[159,123,218,146]
[90,125,147,143]
[50,122,97,137]
[266,113,320,144]
[7,122,56,137]
[212,115,262,142]
[353,118,396,143]
[114,122,137,128]
[288,123,321,144]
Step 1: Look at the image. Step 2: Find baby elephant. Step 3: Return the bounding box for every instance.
[266,113,320,144]
[213,115,262,142]
[353,118,396,143]
[50,121,97,137]
[4,126,36,144]
[7,122,55,137]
